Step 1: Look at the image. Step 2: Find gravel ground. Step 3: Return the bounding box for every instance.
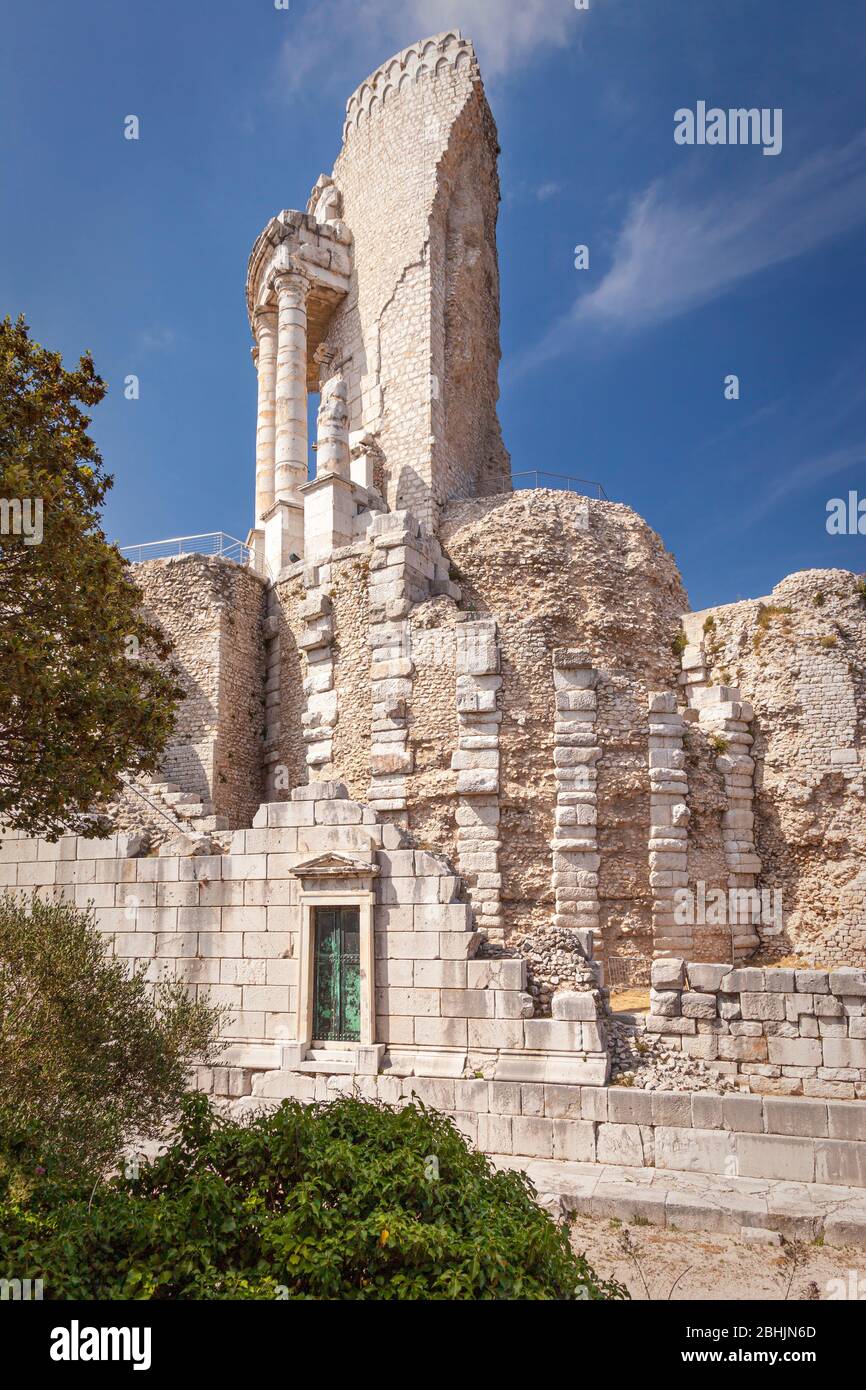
[569,1215,863,1301]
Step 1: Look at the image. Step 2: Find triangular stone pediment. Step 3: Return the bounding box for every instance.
[291,852,379,879]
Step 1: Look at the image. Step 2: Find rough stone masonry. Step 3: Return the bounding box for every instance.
[4,32,866,1175]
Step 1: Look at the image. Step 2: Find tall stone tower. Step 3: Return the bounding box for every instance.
[246,31,511,574]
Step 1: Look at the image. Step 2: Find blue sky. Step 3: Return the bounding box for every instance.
[2,0,865,609]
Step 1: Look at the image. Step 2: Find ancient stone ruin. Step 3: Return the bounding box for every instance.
[5,33,866,1231]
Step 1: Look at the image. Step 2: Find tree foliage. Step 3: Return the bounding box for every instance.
[0,894,226,1181]
[0,1090,629,1301]
[0,315,183,838]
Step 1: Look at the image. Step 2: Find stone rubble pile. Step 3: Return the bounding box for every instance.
[516,925,601,1017]
[607,1011,737,1093]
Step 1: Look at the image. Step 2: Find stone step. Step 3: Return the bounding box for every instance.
[296,1060,357,1075]
[490,1156,866,1248]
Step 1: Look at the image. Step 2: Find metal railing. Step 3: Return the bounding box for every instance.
[120,532,251,566]
[512,472,608,500]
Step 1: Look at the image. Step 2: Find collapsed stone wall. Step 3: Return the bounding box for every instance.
[320,31,510,532]
[685,569,866,964]
[649,957,866,1100]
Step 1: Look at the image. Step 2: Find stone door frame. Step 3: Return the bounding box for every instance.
[297,888,376,1050]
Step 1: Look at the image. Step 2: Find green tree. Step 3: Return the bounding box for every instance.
[0,315,182,839]
[0,894,226,1182]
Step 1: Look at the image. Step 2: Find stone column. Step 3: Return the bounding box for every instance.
[253,308,277,524]
[273,269,311,503]
[316,376,351,479]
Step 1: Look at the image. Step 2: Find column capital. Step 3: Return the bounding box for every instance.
[272,266,312,302]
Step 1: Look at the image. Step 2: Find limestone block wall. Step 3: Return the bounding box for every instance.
[0,782,607,1089]
[683,569,866,964]
[320,31,510,532]
[11,815,866,1187]
[223,1062,866,1203]
[126,555,267,828]
[648,958,866,1100]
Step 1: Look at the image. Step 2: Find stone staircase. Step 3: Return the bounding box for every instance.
[492,1155,866,1247]
[123,778,230,839]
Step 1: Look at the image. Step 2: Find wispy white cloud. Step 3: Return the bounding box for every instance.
[535,180,564,202]
[405,0,576,79]
[503,177,566,207]
[137,327,177,353]
[509,130,866,379]
[743,442,866,527]
[276,0,579,94]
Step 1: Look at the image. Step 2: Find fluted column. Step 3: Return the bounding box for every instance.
[273,269,311,503]
[253,308,277,524]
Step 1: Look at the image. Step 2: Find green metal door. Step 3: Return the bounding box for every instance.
[312,906,361,1042]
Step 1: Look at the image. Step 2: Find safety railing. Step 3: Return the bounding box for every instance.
[511,472,608,500]
[120,532,251,565]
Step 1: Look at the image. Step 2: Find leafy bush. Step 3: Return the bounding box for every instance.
[0,1093,629,1301]
[0,894,225,1182]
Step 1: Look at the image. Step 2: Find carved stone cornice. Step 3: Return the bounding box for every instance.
[247,210,354,388]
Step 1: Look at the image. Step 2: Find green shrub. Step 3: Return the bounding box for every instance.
[671,629,687,657]
[0,1093,629,1301]
[0,894,225,1182]
[756,603,792,631]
